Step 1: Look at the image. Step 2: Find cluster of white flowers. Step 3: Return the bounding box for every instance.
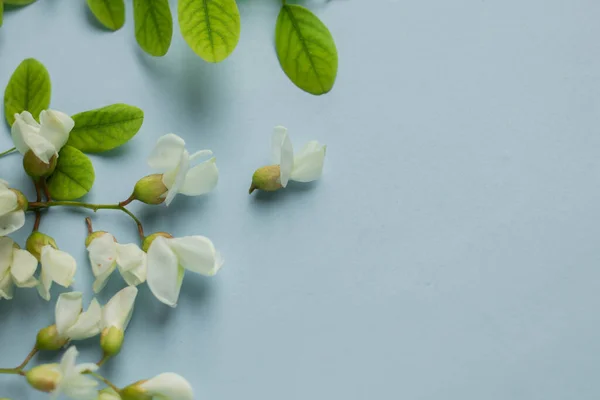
[1,108,327,399]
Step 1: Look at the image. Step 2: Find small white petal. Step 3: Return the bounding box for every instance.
[39,110,74,152]
[116,243,146,286]
[163,150,190,206]
[148,134,186,170]
[178,158,219,196]
[87,234,117,293]
[0,186,18,216]
[10,249,38,287]
[102,286,138,331]
[41,246,76,288]
[147,237,183,307]
[0,210,25,237]
[23,131,56,164]
[140,373,193,400]
[55,292,83,337]
[36,267,53,301]
[66,299,102,340]
[290,141,326,182]
[271,126,294,187]
[0,270,14,300]
[60,346,79,375]
[0,237,13,277]
[168,236,222,276]
[11,112,40,155]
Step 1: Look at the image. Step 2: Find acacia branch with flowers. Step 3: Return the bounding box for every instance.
[0,57,327,400]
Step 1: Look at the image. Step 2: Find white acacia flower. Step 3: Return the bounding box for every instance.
[46,346,99,400]
[0,237,38,300]
[37,245,77,301]
[134,373,193,400]
[148,133,218,206]
[11,110,74,164]
[87,233,147,293]
[55,292,102,341]
[272,126,326,187]
[0,180,25,236]
[147,235,223,307]
[102,286,137,332]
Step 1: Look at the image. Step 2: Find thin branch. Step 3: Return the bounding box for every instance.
[0,147,16,157]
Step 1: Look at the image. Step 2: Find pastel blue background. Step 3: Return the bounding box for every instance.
[1,0,600,398]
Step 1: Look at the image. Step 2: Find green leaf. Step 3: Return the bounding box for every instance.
[0,2,4,28]
[133,0,173,57]
[275,5,338,95]
[4,58,51,126]
[47,146,95,200]
[86,0,125,31]
[67,104,144,153]
[178,0,241,63]
[4,0,37,5]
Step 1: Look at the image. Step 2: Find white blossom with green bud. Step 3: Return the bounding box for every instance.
[0,180,26,236]
[121,373,193,400]
[0,237,38,299]
[26,346,99,399]
[11,110,74,166]
[250,126,326,194]
[26,233,77,301]
[100,286,138,357]
[86,232,147,293]
[145,233,223,307]
[146,133,219,206]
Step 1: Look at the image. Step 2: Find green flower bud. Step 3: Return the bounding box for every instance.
[85,230,115,248]
[249,165,283,194]
[10,189,28,211]
[26,364,61,393]
[36,324,68,351]
[100,326,124,357]
[120,381,152,400]
[142,232,173,252]
[133,174,167,205]
[23,150,57,179]
[26,232,58,261]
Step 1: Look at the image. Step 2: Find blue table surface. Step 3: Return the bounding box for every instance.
[1,0,600,399]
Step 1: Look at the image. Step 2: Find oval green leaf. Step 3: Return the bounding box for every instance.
[0,2,4,28]
[67,104,144,153]
[133,0,173,57]
[86,0,125,31]
[275,5,338,95]
[178,0,241,63]
[47,146,95,200]
[4,58,51,126]
[4,0,37,5]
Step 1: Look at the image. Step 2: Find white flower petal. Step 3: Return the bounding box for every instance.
[290,141,326,182]
[271,126,294,187]
[23,132,56,164]
[60,346,79,375]
[36,267,53,301]
[163,150,190,206]
[10,249,38,287]
[147,237,183,307]
[55,292,83,337]
[0,270,14,300]
[168,236,222,276]
[87,234,117,278]
[148,134,186,170]
[0,237,13,277]
[66,299,102,340]
[102,286,138,331]
[116,243,146,286]
[0,186,18,216]
[177,158,219,196]
[140,373,193,400]
[38,110,74,152]
[0,210,25,237]
[11,111,40,155]
[41,246,76,288]
[189,149,213,161]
